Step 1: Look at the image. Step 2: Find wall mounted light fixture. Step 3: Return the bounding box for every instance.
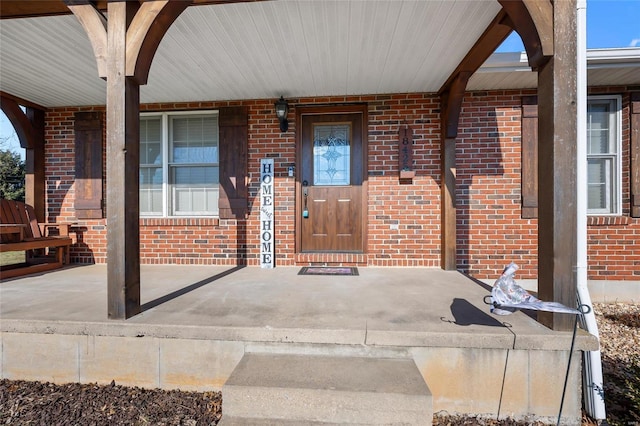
[274,96,289,132]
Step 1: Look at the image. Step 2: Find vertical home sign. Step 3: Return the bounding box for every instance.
[260,158,275,268]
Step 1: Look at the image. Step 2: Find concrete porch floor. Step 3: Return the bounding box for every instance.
[0,265,598,423]
[0,264,589,346]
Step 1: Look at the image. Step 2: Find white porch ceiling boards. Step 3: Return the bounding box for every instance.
[0,14,105,107]
[1,0,501,108]
[2,2,639,109]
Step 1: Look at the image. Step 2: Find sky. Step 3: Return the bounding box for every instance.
[2,0,640,158]
[497,0,640,52]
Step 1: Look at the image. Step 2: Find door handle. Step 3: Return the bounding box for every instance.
[302,187,309,218]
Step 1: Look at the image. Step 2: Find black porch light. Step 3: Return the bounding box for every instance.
[274,96,289,132]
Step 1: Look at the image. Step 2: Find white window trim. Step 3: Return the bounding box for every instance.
[586,95,622,216]
[140,110,219,218]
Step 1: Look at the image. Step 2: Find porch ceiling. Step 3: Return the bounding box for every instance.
[0,0,503,108]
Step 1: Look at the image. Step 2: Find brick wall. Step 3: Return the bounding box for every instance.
[43,90,639,280]
[456,90,539,279]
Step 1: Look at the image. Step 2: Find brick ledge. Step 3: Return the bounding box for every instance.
[587,216,631,226]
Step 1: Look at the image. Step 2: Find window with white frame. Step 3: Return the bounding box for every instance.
[140,111,219,217]
[587,96,621,215]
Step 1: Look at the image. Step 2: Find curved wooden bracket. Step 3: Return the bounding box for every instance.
[66,0,191,84]
[499,0,553,70]
[66,2,108,78]
[126,0,191,85]
[441,72,471,140]
[0,95,36,149]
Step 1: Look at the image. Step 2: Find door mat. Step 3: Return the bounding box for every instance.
[298,267,359,276]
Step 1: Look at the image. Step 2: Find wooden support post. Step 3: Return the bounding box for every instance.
[440,134,457,270]
[0,95,46,222]
[25,108,46,222]
[67,0,191,319]
[439,73,470,270]
[536,0,578,331]
[106,1,141,319]
[437,10,512,271]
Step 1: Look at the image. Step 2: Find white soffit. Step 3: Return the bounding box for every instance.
[467,48,640,91]
[0,0,501,107]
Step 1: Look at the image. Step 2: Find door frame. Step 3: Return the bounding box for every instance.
[295,104,369,254]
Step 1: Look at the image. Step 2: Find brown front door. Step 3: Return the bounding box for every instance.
[297,105,367,253]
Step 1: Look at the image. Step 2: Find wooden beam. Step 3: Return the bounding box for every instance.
[0,91,47,111]
[65,2,108,78]
[499,0,553,70]
[439,10,513,96]
[536,0,578,331]
[1,0,267,19]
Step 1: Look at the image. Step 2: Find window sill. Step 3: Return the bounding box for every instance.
[587,216,630,226]
[140,217,220,227]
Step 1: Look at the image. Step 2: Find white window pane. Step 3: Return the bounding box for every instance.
[191,189,207,212]
[172,187,218,216]
[140,118,162,165]
[586,97,619,215]
[588,128,609,154]
[140,167,163,215]
[141,189,163,215]
[587,158,611,212]
[171,115,219,164]
[587,101,616,155]
[174,188,191,213]
[172,119,190,142]
[170,166,218,215]
[207,188,217,213]
[140,112,220,217]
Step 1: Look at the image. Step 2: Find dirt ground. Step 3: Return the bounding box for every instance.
[1,302,638,425]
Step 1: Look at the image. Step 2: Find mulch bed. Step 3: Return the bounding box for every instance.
[1,302,638,425]
[0,380,221,425]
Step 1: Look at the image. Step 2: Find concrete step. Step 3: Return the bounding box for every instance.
[219,417,346,425]
[221,353,432,425]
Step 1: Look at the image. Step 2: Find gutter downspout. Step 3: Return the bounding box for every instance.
[576,0,606,419]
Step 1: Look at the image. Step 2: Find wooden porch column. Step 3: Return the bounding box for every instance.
[0,94,46,221]
[536,0,578,331]
[438,11,513,270]
[439,76,468,271]
[67,0,190,319]
[106,1,141,319]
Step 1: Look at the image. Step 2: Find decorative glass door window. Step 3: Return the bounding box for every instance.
[313,123,351,186]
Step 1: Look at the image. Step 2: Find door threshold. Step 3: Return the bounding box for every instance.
[295,252,367,266]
